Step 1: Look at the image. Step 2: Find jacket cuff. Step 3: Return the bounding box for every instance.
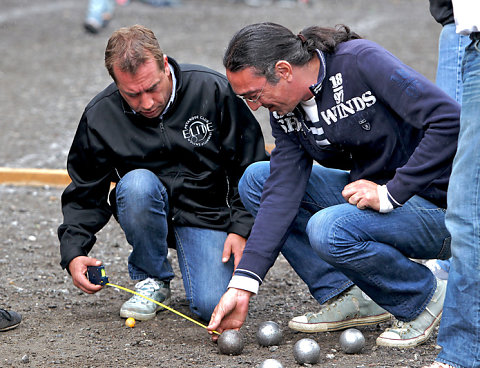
[377,185,394,213]
[227,222,252,239]
[228,275,259,294]
[385,183,404,209]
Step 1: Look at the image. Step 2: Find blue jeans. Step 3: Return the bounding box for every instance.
[240,162,450,321]
[115,169,234,321]
[436,23,470,105]
[436,38,480,368]
[433,23,469,277]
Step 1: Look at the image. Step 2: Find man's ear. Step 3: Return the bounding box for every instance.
[274,60,293,81]
[164,55,170,75]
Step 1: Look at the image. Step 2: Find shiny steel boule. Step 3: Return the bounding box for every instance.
[293,338,321,364]
[339,328,365,354]
[256,321,283,346]
[217,330,244,355]
[258,358,284,368]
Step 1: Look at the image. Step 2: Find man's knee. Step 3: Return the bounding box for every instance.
[116,169,167,221]
[306,206,354,264]
[117,169,161,196]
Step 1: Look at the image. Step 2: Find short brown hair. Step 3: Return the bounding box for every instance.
[105,25,165,82]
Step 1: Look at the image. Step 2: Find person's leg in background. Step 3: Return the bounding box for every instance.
[426,22,469,280]
[84,0,115,34]
[434,35,480,368]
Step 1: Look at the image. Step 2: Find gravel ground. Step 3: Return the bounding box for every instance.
[1,0,443,367]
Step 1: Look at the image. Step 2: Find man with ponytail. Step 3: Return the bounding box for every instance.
[208,22,460,349]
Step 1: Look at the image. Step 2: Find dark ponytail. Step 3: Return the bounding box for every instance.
[223,22,361,83]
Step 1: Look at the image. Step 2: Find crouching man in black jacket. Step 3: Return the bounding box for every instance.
[58,25,269,322]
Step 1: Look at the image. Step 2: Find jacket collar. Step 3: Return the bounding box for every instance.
[308,49,327,96]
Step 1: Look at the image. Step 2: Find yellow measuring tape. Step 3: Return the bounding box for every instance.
[106,282,220,335]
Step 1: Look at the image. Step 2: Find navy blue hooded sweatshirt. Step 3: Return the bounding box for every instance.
[234,39,460,285]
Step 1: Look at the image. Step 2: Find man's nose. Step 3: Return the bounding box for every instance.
[140,93,154,110]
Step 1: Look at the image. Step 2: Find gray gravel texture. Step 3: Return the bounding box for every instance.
[1,0,443,367]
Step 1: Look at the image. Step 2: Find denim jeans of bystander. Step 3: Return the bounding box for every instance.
[436,37,480,368]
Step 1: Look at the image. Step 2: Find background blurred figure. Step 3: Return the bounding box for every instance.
[84,0,115,34]
[84,0,181,34]
[425,0,469,281]
[423,0,480,367]
[229,0,307,8]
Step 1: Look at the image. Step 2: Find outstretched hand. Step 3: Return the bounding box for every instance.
[207,288,252,341]
[68,256,103,294]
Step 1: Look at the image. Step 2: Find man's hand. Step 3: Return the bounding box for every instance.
[68,256,104,294]
[207,288,252,341]
[222,233,247,269]
[342,179,380,211]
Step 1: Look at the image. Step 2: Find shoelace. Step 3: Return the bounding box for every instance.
[309,289,355,317]
[130,278,161,305]
[309,287,384,321]
[135,278,160,291]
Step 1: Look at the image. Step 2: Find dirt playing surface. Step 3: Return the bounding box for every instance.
[1,0,444,367]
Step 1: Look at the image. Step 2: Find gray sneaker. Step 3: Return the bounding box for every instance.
[120,278,171,321]
[376,278,446,348]
[289,285,391,332]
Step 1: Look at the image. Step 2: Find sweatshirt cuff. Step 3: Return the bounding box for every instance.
[228,275,259,294]
[377,184,394,213]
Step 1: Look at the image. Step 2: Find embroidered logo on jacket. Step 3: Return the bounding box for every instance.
[183,115,214,146]
[320,73,377,126]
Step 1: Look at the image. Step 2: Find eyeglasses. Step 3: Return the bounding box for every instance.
[237,81,267,104]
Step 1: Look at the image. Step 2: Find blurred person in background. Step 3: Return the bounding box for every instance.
[424,0,469,281]
[423,0,480,367]
[84,0,181,34]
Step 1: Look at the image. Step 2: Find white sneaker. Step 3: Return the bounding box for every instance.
[120,278,171,321]
[376,278,447,348]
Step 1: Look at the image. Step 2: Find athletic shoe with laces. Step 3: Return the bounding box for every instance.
[376,278,447,348]
[0,309,22,331]
[288,285,391,332]
[120,278,171,321]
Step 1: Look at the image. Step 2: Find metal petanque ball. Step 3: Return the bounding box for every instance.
[293,338,321,364]
[339,328,365,354]
[258,358,284,368]
[217,330,244,355]
[256,321,283,346]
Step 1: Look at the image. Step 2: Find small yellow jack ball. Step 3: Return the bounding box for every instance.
[125,317,136,328]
